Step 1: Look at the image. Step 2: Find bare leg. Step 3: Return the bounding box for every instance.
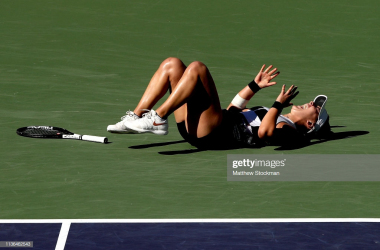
[107,58,188,134]
[156,61,223,138]
[133,57,186,117]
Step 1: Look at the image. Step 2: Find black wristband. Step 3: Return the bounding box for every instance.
[248,80,261,93]
[271,101,283,113]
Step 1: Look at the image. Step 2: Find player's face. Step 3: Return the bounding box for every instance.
[291,101,320,123]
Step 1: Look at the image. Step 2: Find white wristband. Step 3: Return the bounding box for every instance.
[231,94,249,109]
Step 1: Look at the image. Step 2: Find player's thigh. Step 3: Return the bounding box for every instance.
[173,104,187,123]
[173,102,223,139]
[185,85,223,138]
[173,61,223,137]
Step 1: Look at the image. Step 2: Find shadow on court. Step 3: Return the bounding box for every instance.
[129,140,206,154]
[129,129,369,155]
[129,140,187,149]
[275,130,369,151]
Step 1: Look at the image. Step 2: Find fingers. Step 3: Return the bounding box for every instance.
[271,71,280,80]
[268,67,278,76]
[260,64,266,72]
[285,85,297,94]
[283,85,299,98]
[269,69,280,81]
[263,65,280,79]
[288,90,299,103]
[264,65,273,73]
[276,83,300,107]
[290,86,298,95]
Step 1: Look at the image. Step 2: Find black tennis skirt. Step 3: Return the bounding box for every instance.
[176,109,261,149]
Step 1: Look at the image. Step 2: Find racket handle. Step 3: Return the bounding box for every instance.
[82,135,108,143]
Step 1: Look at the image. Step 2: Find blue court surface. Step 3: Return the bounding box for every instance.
[0,223,60,250]
[1,220,380,249]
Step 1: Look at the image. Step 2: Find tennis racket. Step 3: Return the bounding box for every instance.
[16,126,108,143]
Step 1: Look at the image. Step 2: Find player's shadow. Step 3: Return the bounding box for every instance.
[274,129,369,151]
[129,140,206,154]
[129,140,187,149]
[129,127,369,155]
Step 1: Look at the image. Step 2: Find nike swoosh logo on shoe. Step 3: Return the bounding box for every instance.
[153,121,166,126]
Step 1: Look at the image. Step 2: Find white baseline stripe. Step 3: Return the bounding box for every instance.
[0,219,377,249]
[55,222,71,250]
[0,219,380,223]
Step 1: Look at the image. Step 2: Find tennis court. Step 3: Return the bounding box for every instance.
[1,0,380,248]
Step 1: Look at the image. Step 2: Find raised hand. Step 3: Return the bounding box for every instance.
[276,85,299,107]
[254,64,280,89]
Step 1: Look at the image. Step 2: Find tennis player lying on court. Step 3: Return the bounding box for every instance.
[107,57,330,149]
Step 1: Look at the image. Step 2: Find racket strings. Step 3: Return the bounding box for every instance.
[25,128,60,135]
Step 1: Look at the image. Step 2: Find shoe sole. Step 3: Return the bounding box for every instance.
[107,130,137,134]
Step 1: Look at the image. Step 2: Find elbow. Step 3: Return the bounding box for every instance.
[227,105,243,112]
[258,128,274,140]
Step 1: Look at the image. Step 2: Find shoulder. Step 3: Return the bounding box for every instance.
[276,122,293,129]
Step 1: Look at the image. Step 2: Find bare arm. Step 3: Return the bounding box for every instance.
[258,84,299,140]
[227,65,279,110]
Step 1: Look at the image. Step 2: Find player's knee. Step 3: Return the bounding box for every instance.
[187,61,207,74]
[161,57,184,71]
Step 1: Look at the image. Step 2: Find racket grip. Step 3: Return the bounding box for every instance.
[82,135,108,143]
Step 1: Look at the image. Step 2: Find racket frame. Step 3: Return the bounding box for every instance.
[16,126,108,143]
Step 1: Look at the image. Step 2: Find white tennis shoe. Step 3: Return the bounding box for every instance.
[107,110,140,133]
[124,109,168,135]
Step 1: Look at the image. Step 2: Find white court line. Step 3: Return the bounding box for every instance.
[55,222,71,250]
[1,219,379,250]
[1,218,380,223]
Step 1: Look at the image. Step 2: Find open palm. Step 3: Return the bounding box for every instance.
[254,64,280,89]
